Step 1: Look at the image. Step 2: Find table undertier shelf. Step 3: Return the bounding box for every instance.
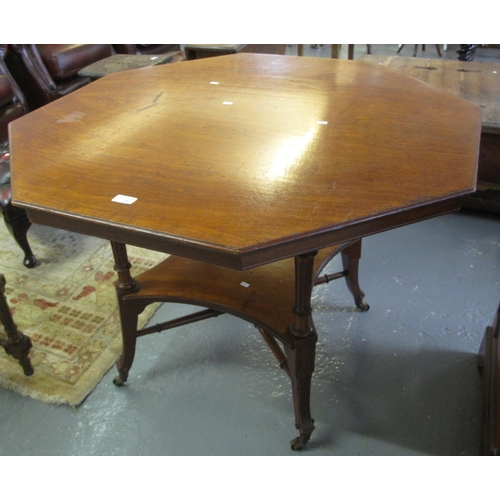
[125,242,367,347]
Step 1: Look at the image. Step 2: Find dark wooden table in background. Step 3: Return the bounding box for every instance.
[185,44,286,60]
[184,44,247,60]
[78,53,179,80]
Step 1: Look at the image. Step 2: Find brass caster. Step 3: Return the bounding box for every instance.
[290,437,305,451]
[356,298,370,312]
[113,376,125,387]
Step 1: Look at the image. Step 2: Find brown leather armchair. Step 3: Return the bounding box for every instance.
[5,44,114,110]
[0,44,35,267]
[0,47,27,144]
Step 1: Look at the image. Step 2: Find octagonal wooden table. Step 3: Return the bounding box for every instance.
[9,54,481,450]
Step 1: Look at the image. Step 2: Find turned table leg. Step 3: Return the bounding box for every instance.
[287,251,318,450]
[110,242,140,386]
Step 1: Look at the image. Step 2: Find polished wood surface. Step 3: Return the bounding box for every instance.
[361,54,500,211]
[10,54,480,269]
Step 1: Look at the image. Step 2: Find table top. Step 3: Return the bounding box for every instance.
[360,54,500,133]
[10,54,481,269]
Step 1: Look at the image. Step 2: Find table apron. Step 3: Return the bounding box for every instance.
[20,195,466,270]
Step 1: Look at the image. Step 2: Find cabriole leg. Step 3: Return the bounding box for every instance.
[341,240,369,312]
[3,206,36,268]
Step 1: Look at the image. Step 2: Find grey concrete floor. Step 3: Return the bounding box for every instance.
[2,45,500,457]
[1,208,499,455]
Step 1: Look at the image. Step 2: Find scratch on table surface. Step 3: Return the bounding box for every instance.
[342,211,353,221]
[309,201,320,216]
[137,92,164,112]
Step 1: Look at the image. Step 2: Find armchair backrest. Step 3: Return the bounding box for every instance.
[6,44,114,110]
[0,45,28,145]
[113,44,181,55]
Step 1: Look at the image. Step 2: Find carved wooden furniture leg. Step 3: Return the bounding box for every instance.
[109,240,368,449]
[288,251,318,450]
[3,204,36,268]
[315,239,369,312]
[110,242,139,386]
[340,239,369,311]
[0,274,34,375]
[0,152,36,268]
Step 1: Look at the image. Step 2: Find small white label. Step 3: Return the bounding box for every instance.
[112,195,137,205]
[223,101,233,105]
[240,282,250,288]
[210,81,220,85]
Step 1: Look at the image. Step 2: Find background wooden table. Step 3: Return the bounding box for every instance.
[361,54,500,212]
[184,44,247,60]
[185,44,286,60]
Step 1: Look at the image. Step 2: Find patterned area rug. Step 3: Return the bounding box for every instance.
[0,221,166,406]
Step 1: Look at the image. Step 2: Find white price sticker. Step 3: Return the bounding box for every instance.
[112,195,137,205]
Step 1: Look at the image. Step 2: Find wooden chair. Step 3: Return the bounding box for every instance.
[299,45,372,59]
[397,44,442,57]
[111,239,369,450]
